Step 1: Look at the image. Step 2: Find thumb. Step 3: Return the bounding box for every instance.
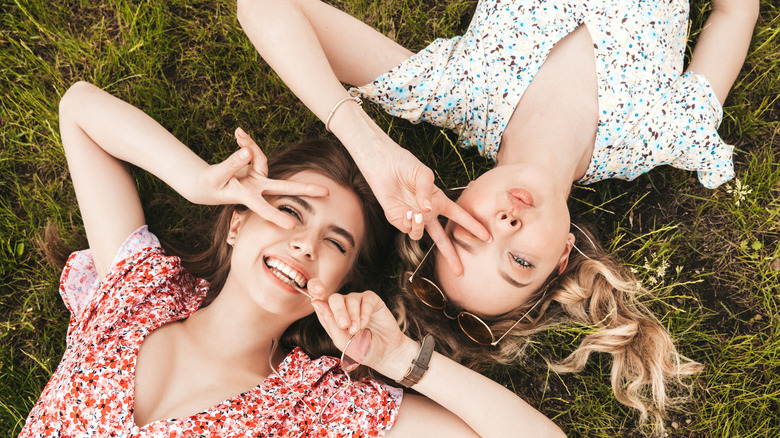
[210,147,252,185]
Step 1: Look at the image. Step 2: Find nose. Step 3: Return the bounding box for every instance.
[289,230,317,260]
[494,210,520,234]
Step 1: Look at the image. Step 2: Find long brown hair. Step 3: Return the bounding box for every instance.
[394,222,701,435]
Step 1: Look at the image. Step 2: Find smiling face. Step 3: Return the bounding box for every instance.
[226,170,365,321]
[433,165,574,315]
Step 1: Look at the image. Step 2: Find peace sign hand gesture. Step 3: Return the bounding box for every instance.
[193,127,329,229]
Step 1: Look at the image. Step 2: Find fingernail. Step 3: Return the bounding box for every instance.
[406,210,413,221]
[236,127,247,138]
[422,199,432,212]
[414,213,423,224]
[238,148,250,160]
[311,281,325,295]
[338,318,349,328]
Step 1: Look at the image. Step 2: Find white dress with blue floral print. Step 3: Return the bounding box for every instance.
[352,0,733,188]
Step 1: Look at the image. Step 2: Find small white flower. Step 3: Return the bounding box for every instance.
[726,178,752,207]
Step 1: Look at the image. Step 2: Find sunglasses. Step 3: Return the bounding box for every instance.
[268,328,372,423]
[408,244,542,346]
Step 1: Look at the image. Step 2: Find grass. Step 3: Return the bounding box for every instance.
[1,0,778,436]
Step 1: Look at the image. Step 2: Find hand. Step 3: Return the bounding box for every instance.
[195,127,329,229]
[359,142,490,276]
[310,287,416,380]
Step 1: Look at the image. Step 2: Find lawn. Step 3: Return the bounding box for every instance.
[1,0,778,436]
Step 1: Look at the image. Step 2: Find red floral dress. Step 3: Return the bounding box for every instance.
[20,226,402,437]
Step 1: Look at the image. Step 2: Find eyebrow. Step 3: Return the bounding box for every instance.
[500,270,530,288]
[279,195,356,249]
[452,229,531,288]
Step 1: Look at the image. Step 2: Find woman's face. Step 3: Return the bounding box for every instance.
[227,170,365,320]
[434,165,574,315]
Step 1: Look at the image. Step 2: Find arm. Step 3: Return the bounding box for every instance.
[686,0,759,105]
[311,291,565,437]
[59,81,326,278]
[237,0,491,275]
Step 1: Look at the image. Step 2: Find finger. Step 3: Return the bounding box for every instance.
[414,173,434,213]
[345,294,363,335]
[306,278,327,301]
[241,195,297,230]
[409,211,425,241]
[235,127,268,176]
[311,299,347,348]
[426,220,464,276]
[438,194,491,241]
[359,293,376,332]
[210,147,253,186]
[399,210,413,234]
[328,294,351,330]
[261,178,329,198]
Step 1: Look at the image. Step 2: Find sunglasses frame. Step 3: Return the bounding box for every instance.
[408,244,543,346]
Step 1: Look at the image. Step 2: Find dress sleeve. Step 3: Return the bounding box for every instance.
[59,226,160,329]
[598,72,734,188]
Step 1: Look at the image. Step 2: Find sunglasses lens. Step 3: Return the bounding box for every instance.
[410,276,447,309]
[458,313,494,345]
[342,329,372,373]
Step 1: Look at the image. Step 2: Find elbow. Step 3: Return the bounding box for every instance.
[714,0,760,25]
[59,81,96,119]
[236,0,277,28]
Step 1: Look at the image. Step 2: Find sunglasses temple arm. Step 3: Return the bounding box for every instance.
[491,297,544,346]
[410,244,437,281]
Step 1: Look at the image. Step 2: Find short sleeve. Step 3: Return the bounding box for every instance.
[582,72,734,188]
[59,226,160,322]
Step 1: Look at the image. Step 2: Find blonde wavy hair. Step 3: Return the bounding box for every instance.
[393,222,702,435]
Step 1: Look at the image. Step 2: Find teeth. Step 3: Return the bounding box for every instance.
[265,258,307,288]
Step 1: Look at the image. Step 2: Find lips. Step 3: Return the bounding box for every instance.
[264,256,309,290]
[507,188,535,210]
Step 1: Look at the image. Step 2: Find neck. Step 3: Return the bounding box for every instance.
[496,116,594,188]
[181,279,294,369]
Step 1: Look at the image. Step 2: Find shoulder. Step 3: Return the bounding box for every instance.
[61,226,206,340]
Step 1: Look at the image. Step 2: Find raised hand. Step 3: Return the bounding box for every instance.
[358,142,490,276]
[193,127,329,229]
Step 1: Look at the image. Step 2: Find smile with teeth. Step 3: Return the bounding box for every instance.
[265,257,308,289]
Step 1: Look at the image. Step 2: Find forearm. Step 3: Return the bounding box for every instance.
[236,0,406,164]
[382,339,565,437]
[61,82,211,202]
[687,0,759,104]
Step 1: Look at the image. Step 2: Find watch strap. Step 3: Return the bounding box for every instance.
[396,334,435,388]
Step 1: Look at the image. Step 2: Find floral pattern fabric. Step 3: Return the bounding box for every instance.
[352,0,733,188]
[20,226,402,437]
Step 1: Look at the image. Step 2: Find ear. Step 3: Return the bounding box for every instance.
[226,210,246,246]
[557,232,575,274]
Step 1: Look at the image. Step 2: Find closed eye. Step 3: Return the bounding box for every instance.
[326,238,347,254]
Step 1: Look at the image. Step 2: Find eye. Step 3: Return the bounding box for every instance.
[510,253,533,269]
[326,238,347,254]
[278,205,302,222]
